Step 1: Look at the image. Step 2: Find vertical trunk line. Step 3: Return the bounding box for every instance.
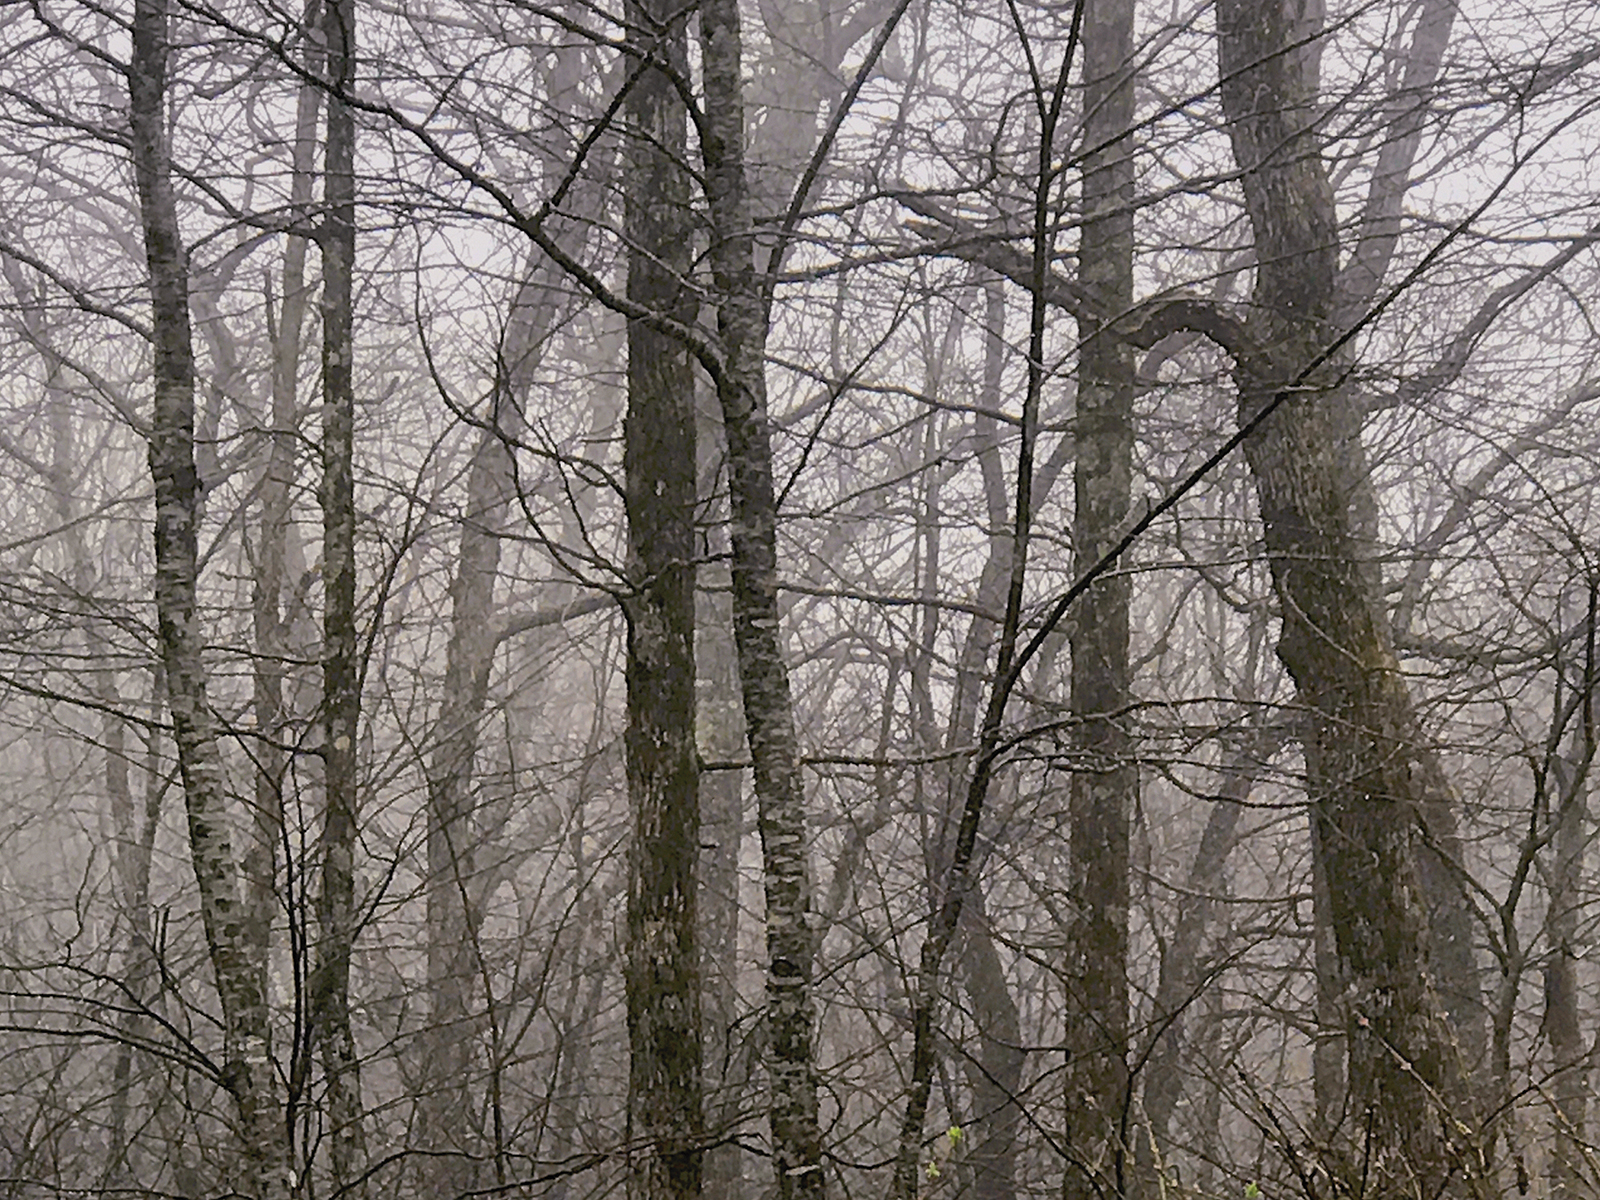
[1215,0,1487,1193]
[315,0,366,1184]
[129,1,294,1195]
[1065,0,1137,1195]
[698,1,823,1194]
[623,3,703,1197]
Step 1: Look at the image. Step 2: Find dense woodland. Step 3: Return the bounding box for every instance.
[0,0,1597,1197]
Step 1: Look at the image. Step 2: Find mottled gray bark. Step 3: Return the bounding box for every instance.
[699,495,748,1200]
[623,2,703,1195]
[1308,813,1347,1133]
[129,1,294,1194]
[698,2,823,1194]
[1064,0,1136,1196]
[314,0,366,1184]
[1328,0,1488,1086]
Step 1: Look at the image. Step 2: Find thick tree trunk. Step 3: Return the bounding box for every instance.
[1215,1,1487,1192]
[623,3,703,1196]
[699,3,824,1195]
[128,3,294,1196]
[314,0,366,1185]
[1065,1,1136,1196]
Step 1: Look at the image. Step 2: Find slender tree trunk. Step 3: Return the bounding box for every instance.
[698,3,823,1195]
[107,672,165,1187]
[314,0,366,1184]
[129,2,294,1195]
[40,379,159,1189]
[1547,588,1597,1200]
[951,284,1025,1200]
[422,423,508,1197]
[1308,811,1347,1134]
[699,509,748,1200]
[892,27,1077,1197]
[623,3,703,1196]
[1065,1,1136,1196]
[252,41,320,1168]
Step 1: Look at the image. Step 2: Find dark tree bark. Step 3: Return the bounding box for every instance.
[1214,0,1488,1192]
[1064,0,1136,1196]
[128,2,294,1196]
[314,0,366,1185]
[623,2,703,1196]
[698,2,824,1195]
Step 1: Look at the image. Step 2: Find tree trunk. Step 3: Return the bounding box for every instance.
[951,283,1025,1200]
[956,896,1024,1200]
[314,0,366,1185]
[699,508,748,1200]
[1308,809,1348,1134]
[1215,0,1487,1191]
[1547,588,1597,1200]
[1065,0,1136,1195]
[39,369,160,1190]
[623,1,703,1195]
[128,2,294,1195]
[250,14,320,1083]
[698,2,824,1195]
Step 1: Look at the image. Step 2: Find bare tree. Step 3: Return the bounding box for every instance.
[622,1,703,1196]
[129,0,294,1195]
[313,0,367,1185]
[1064,0,1137,1194]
